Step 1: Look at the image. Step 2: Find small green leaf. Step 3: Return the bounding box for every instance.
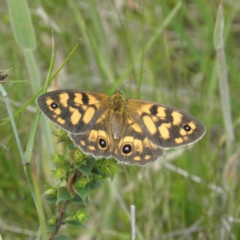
[93,158,121,180]
[46,224,55,232]
[52,128,67,139]
[52,168,66,180]
[62,151,71,162]
[43,186,57,196]
[72,148,85,160]
[75,156,95,177]
[88,179,101,190]
[65,209,89,226]
[73,185,90,202]
[74,176,88,188]
[71,194,85,204]
[67,144,75,151]
[57,187,72,203]
[51,153,65,166]
[74,209,89,222]
[43,187,57,203]
[66,220,86,228]
[106,161,122,181]
[47,216,56,226]
[44,194,57,204]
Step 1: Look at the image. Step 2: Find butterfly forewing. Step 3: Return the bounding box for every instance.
[126,99,206,149]
[37,90,109,134]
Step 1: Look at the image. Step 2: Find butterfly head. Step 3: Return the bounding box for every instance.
[110,90,125,109]
[113,89,123,95]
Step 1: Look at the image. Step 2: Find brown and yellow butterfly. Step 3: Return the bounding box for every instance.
[37,89,205,165]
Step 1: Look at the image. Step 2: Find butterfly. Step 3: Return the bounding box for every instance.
[37,89,206,166]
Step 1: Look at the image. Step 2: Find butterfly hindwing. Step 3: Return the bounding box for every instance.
[113,113,164,165]
[69,114,113,159]
[37,90,109,134]
[69,111,165,165]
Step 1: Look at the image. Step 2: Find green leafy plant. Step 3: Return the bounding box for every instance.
[43,130,122,239]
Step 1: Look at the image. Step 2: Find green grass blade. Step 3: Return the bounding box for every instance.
[69,1,115,90]
[23,50,41,91]
[7,0,36,49]
[214,3,234,152]
[24,166,48,239]
[24,109,40,164]
[118,1,183,84]
[0,84,27,164]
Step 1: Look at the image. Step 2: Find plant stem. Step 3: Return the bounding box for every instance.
[48,169,82,239]
[48,200,70,240]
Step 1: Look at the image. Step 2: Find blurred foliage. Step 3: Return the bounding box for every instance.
[1,0,240,239]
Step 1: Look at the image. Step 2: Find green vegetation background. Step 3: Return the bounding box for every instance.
[0,0,240,239]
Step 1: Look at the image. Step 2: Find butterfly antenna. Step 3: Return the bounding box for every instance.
[119,70,148,91]
[90,67,116,92]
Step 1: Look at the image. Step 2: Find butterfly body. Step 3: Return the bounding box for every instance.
[37,89,205,165]
[108,91,126,139]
